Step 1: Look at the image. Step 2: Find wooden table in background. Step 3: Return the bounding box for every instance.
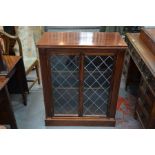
[0,56,28,128]
[3,56,28,105]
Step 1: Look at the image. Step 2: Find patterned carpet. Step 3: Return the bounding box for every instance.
[115,76,141,128]
[116,94,141,128]
[3,75,141,129]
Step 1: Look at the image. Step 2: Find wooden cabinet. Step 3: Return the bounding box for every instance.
[126,29,155,128]
[37,32,127,126]
[136,77,155,128]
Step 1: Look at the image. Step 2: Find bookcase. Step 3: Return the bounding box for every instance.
[37,32,127,126]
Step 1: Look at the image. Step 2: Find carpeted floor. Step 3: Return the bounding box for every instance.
[9,74,141,129]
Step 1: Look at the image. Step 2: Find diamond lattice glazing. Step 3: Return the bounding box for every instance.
[83,56,114,116]
[50,55,79,115]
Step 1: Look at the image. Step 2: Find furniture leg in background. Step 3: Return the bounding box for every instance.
[0,77,17,129]
[7,58,29,105]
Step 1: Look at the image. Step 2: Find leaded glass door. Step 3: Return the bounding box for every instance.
[83,55,114,116]
[50,55,79,115]
[50,54,114,117]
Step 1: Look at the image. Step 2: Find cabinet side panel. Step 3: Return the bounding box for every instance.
[108,50,126,118]
[39,48,53,117]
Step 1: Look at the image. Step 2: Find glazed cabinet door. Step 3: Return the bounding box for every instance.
[83,55,115,116]
[49,52,116,117]
[50,55,79,116]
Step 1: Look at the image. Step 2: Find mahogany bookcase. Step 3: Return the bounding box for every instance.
[37,32,127,126]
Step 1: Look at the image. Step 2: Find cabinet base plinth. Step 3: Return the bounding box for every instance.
[45,117,115,126]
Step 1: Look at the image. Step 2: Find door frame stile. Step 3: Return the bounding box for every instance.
[78,52,84,117]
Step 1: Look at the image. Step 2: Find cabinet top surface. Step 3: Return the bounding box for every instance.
[37,32,127,48]
[142,28,155,41]
[127,33,155,76]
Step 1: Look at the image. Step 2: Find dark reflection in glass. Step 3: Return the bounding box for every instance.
[50,55,114,116]
[83,56,114,116]
[50,55,79,115]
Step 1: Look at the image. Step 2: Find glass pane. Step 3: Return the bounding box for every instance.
[50,55,79,115]
[83,56,114,116]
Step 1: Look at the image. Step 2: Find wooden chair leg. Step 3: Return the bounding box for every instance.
[22,92,27,106]
[35,62,40,84]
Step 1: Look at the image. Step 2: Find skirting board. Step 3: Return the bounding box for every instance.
[45,116,115,126]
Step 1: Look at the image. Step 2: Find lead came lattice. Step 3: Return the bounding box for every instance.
[50,55,114,116]
[50,55,79,115]
[83,56,114,116]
